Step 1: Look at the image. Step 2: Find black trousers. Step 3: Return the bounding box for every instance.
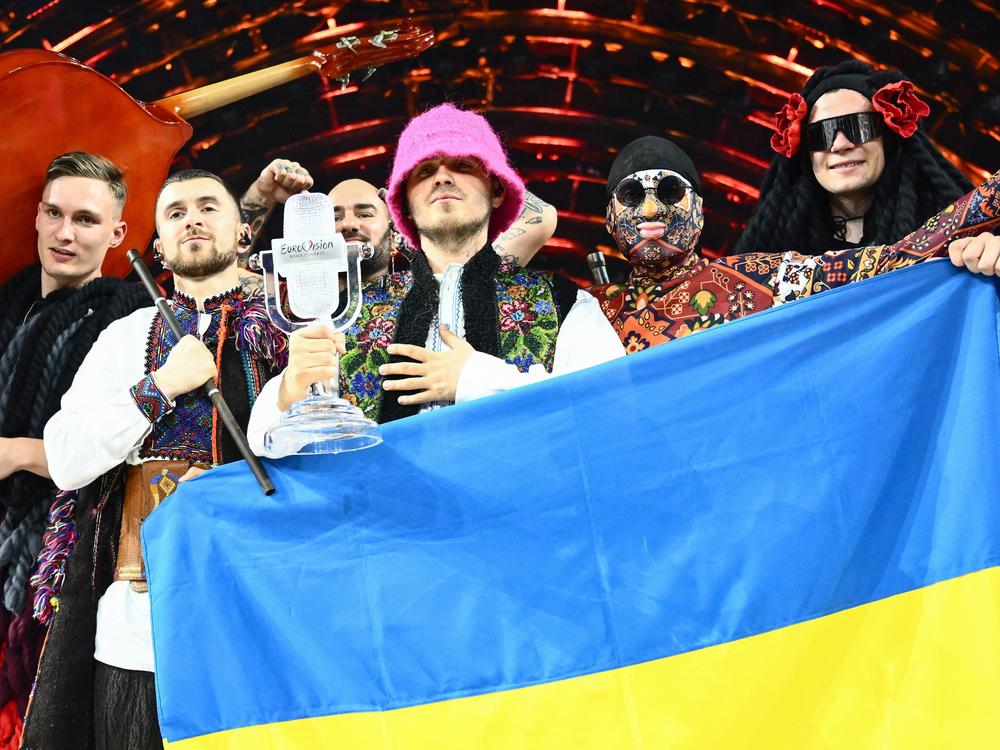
[93,661,161,750]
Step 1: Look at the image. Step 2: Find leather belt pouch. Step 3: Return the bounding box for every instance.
[115,460,208,591]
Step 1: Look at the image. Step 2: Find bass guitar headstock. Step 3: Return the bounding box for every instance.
[312,24,435,86]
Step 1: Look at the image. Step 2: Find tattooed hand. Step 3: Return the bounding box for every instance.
[240,159,315,236]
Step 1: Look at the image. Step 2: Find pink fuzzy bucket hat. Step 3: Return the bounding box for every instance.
[385,103,526,251]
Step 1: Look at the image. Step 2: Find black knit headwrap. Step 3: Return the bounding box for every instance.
[804,73,871,107]
[606,136,701,198]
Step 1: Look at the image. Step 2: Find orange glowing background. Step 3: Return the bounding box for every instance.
[2,0,996,280]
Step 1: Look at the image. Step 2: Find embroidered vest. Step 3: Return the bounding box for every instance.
[340,247,580,424]
[140,287,287,462]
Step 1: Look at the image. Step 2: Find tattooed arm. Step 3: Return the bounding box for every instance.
[492,190,557,266]
[239,158,315,241]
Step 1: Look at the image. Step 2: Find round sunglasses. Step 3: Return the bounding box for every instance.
[614,174,692,209]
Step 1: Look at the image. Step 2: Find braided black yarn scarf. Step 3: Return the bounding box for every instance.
[0,265,146,613]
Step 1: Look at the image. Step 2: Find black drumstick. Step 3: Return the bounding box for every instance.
[127,249,275,495]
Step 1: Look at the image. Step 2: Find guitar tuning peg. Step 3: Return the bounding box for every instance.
[360,67,377,82]
[370,29,398,49]
[336,35,361,54]
[337,74,350,90]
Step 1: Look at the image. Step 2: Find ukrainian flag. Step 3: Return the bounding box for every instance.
[144,260,1000,748]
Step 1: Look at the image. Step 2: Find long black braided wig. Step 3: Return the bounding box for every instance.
[734,60,973,256]
[0,265,146,614]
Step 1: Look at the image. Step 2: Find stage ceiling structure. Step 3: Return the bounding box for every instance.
[2,0,997,284]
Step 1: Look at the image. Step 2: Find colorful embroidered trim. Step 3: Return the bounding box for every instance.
[340,275,410,421]
[129,374,173,424]
[137,286,281,462]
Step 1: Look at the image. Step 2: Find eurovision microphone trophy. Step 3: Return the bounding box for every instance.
[258,192,382,455]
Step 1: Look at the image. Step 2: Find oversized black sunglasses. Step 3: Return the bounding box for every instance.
[806,111,884,152]
[614,174,692,209]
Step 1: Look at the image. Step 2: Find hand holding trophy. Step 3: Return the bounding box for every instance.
[259,192,382,455]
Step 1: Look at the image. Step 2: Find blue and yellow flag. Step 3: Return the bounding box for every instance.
[144,260,1000,748]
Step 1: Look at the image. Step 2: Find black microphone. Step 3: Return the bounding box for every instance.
[587,251,610,285]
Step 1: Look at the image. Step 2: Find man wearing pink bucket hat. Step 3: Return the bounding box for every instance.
[382,102,529,257]
[249,103,622,440]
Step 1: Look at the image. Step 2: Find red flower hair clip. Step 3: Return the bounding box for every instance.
[871,80,930,138]
[770,93,807,158]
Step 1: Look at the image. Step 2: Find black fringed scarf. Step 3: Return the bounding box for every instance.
[379,246,498,423]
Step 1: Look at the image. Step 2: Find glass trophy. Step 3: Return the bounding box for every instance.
[258,192,382,455]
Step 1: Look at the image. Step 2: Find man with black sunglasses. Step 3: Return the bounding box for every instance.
[736,60,988,256]
[805,111,883,156]
[590,134,999,353]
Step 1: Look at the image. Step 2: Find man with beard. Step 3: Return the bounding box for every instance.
[329,178,399,281]
[591,135,1000,353]
[248,103,621,442]
[329,176,556,281]
[25,169,287,749]
[0,152,147,743]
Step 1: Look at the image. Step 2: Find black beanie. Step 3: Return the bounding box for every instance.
[606,136,701,198]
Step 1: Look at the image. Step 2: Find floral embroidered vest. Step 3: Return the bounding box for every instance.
[340,247,580,424]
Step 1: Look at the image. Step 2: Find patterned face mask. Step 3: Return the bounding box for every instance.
[605,169,704,263]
